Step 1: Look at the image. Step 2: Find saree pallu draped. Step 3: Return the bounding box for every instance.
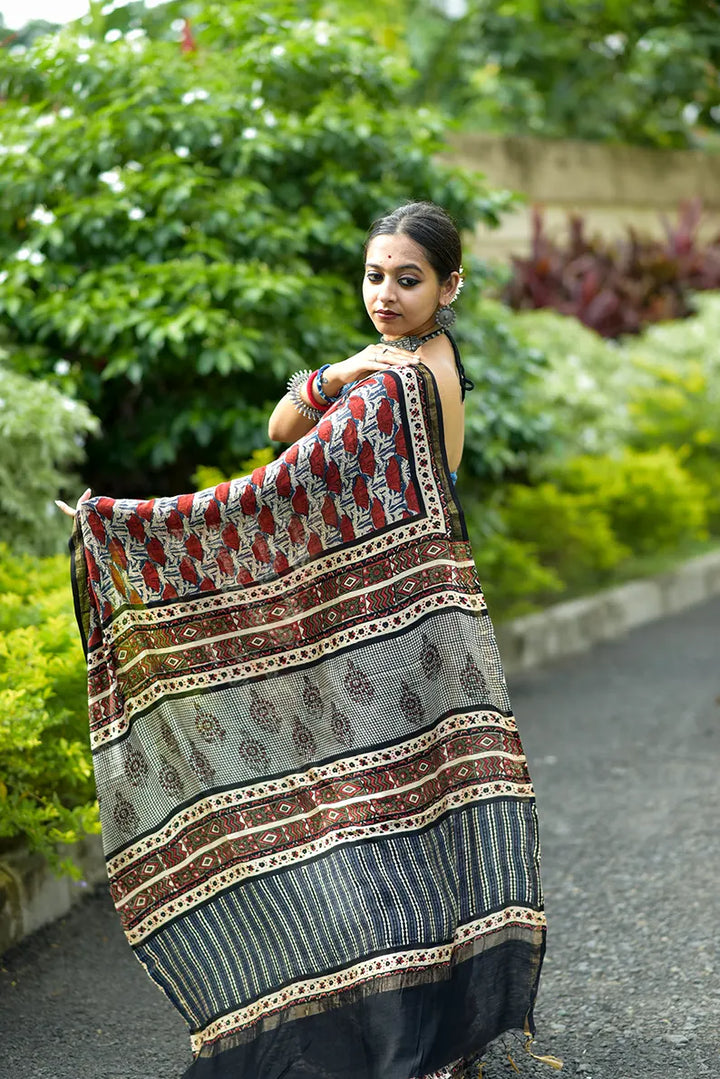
[71,364,545,1079]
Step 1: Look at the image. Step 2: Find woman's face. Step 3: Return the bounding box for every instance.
[363,232,459,340]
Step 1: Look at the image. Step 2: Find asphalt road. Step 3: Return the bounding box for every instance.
[2,596,719,1079]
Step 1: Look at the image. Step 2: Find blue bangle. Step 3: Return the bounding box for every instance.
[315,364,339,405]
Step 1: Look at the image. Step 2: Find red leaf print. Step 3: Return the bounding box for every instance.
[386,457,402,492]
[339,515,355,542]
[185,534,204,561]
[146,537,167,566]
[377,398,394,435]
[237,566,254,586]
[167,509,184,538]
[87,511,106,545]
[251,465,266,486]
[162,582,178,601]
[240,485,257,516]
[307,531,323,557]
[85,548,101,583]
[292,484,309,516]
[348,395,365,421]
[142,560,162,592]
[383,373,399,400]
[222,522,240,551]
[216,547,235,576]
[215,481,231,504]
[108,538,127,570]
[405,482,420,514]
[310,442,325,477]
[252,532,271,563]
[359,440,376,477]
[276,463,292,497]
[126,514,146,543]
[177,493,194,517]
[317,419,332,442]
[288,514,305,544]
[180,557,199,584]
[321,495,339,528]
[284,444,299,466]
[205,499,221,528]
[326,462,341,494]
[258,506,276,535]
[200,577,215,592]
[342,419,358,455]
[136,500,155,521]
[95,497,114,519]
[274,552,289,574]
[88,627,102,650]
[128,589,143,605]
[395,427,408,458]
[371,498,386,529]
[102,601,113,622]
[352,475,369,510]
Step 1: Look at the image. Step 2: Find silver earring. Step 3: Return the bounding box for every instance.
[436,304,456,329]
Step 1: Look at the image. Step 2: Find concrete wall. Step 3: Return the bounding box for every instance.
[447,133,720,261]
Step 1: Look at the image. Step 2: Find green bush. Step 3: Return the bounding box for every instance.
[556,448,708,555]
[0,3,512,496]
[0,346,97,555]
[0,545,97,872]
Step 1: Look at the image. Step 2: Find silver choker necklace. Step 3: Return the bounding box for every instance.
[380,326,447,353]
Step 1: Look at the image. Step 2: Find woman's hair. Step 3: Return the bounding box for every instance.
[364,201,462,282]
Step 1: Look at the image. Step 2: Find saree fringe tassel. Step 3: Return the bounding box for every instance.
[71,365,546,1079]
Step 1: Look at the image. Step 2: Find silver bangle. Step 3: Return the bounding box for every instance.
[287,370,325,421]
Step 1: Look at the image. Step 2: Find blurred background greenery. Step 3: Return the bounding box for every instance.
[1,0,719,866]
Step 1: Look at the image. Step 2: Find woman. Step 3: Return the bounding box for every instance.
[60,202,547,1079]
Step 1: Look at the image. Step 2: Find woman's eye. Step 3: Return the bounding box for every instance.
[399,277,420,288]
[366,272,383,283]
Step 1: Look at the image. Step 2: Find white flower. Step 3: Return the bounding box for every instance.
[15,247,31,261]
[29,251,46,266]
[128,207,145,220]
[99,169,121,185]
[126,29,146,41]
[171,18,185,32]
[251,78,262,94]
[36,113,56,128]
[62,398,78,412]
[315,30,330,46]
[77,35,94,49]
[209,133,223,147]
[251,96,264,110]
[683,103,700,125]
[0,398,5,408]
[0,271,8,284]
[175,145,190,158]
[77,54,90,64]
[242,127,257,140]
[59,106,74,119]
[182,90,196,104]
[54,359,71,376]
[125,160,143,171]
[711,105,720,123]
[195,88,209,101]
[9,143,28,154]
[264,111,277,128]
[271,45,286,58]
[31,206,56,226]
[105,29,122,43]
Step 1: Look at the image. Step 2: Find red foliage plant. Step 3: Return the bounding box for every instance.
[504,200,720,338]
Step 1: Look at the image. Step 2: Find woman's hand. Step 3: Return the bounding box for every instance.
[55,487,92,519]
[321,343,417,397]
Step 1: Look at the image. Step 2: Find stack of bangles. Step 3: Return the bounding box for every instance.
[286,363,341,421]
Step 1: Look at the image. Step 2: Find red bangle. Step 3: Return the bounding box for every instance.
[305,370,327,410]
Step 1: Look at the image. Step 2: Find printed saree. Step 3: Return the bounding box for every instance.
[71,363,545,1079]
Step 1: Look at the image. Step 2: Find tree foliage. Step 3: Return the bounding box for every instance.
[0,2,512,496]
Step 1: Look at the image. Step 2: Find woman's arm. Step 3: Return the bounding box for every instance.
[267,344,415,443]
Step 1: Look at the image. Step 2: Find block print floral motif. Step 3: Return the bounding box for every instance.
[238,735,270,773]
[123,745,149,787]
[158,756,184,799]
[343,659,375,704]
[249,686,281,733]
[188,744,216,784]
[113,790,138,834]
[194,704,227,744]
[399,682,425,725]
[292,716,317,762]
[302,674,323,719]
[160,717,181,755]
[420,634,442,680]
[329,702,354,747]
[460,654,488,700]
